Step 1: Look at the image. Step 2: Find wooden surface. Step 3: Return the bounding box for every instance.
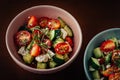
[1,0,120,80]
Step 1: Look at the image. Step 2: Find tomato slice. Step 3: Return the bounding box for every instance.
[30,44,41,57]
[28,16,38,28]
[109,73,120,80]
[65,36,73,47]
[15,30,31,46]
[39,17,49,27]
[47,19,60,30]
[55,42,69,54]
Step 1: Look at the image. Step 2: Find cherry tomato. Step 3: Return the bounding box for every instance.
[109,74,115,80]
[43,39,52,48]
[39,17,49,27]
[55,42,69,54]
[65,36,73,47]
[30,44,41,57]
[28,16,38,28]
[47,19,60,30]
[15,30,31,46]
[109,73,120,80]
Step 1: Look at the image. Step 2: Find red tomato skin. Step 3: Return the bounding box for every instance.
[39,17,49,27]
[15,30,31,46]
[65,36,73,47]
[28,16,38,28]
[55,42,69,54]
[100,40,115,52]
[47,19,60,30]
[30,44,41,57]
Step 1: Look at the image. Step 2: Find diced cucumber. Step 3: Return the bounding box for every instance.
[53,38,64,47]
[93,47,103,58]
[56,53,64,60]
[63,54,69,62]
[37,62,47,69]
[48,30,61,40]
[48,30,55,40]
[91,57,100,69]
[49,61,57,68]
[101,64,105,71]
[23,53,34,64]
[57,17,66,28]
[55,29,61,38]
[53,54,65,65]
[89,65,96,71]
[105,52,112,64]
[61,28,68,39]
[92,70,100,79]
[64,25,73,37]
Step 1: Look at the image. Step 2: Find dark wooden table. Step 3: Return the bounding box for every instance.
[1,0,120,80]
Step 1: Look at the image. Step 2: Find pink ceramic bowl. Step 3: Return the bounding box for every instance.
[6,5,82,74]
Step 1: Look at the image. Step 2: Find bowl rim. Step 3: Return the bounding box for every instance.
[5,5,83,73]
[83,28,120,79]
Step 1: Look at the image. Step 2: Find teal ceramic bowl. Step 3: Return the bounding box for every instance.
[83,28,120,80]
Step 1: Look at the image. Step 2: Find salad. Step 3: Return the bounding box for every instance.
[14,16,74,69]
[89,37,120,80]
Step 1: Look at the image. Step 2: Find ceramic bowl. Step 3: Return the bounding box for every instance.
[6,5,82,74]
[84,28,120,79]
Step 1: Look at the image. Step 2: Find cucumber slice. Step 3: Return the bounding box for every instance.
[53,38,64,47]
[55,29,61,38]
[49,61,57,68]
[64,25,73,37]
[23,53,34,64]
[89,65,96,71]
[48,30,61,40]
[37,62,47,69]
[53,54,65,65]
[91,57,100,69]
[57,17,66,28]
[48,30,55,40]
[92,70,100,79]
[64,54,69,62]
[93,47,103,58]
[105,52,112,64]
[101,64,105,71]
[61,28,68,39]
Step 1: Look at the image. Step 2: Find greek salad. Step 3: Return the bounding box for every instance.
[14,16,74,69]
[89,37,120,80]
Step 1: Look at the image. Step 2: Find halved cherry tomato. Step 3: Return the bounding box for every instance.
[28,16,38,28]
[30,44,41,57]
[15,30,31,46]
[109,74,115,80]
[109,73,120,80]
[100,40,115,52]
[55,42,69,54]
[47,19,60,30]
[39,17,49,27]
[65,36,73,47]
